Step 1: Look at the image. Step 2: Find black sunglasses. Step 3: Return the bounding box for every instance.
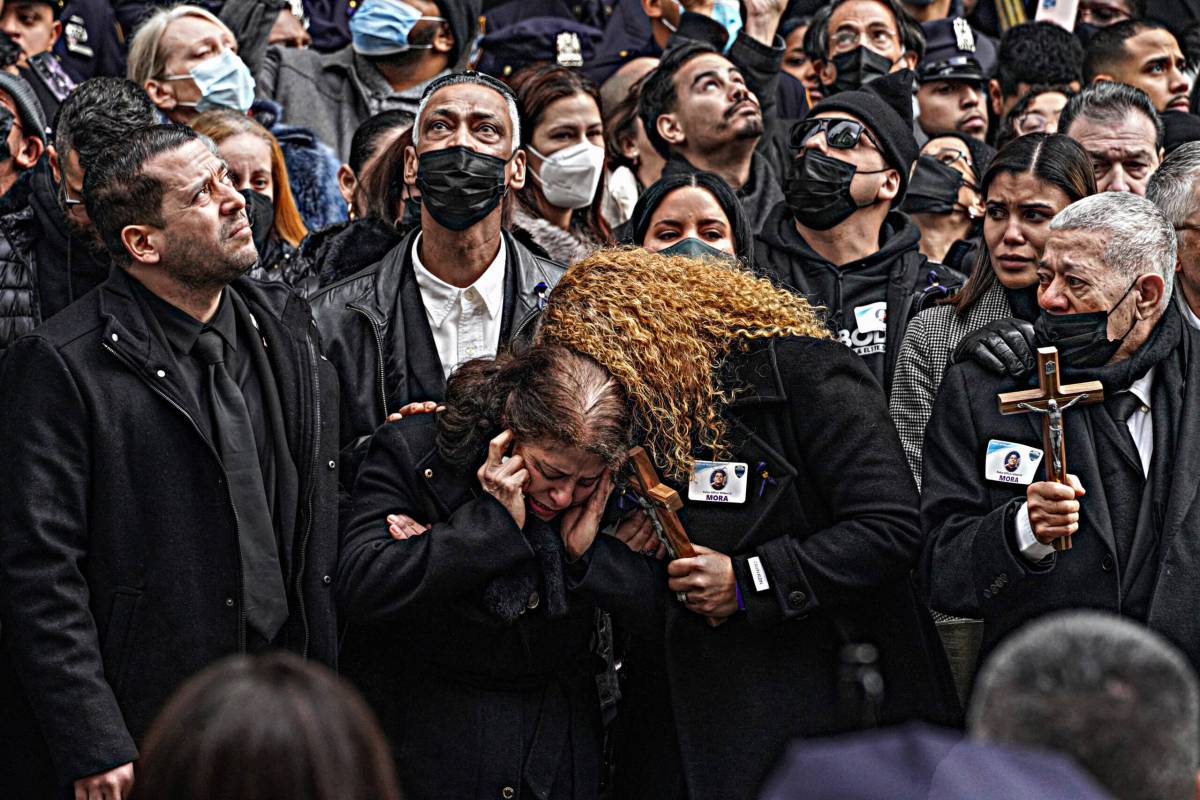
[789,118,880,151]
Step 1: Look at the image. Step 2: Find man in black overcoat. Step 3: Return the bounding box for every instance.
[0,124,340,799]
[921,192,1200,675]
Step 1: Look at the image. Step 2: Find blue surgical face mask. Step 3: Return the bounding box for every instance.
[165,48,256,113]
[349,0,446,57]
[665,0,741,52]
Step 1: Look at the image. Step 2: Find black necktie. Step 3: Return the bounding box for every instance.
[1107,390,1144,468]
[193,329,288,641]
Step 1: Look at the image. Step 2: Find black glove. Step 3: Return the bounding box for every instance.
[951,318,1037,377]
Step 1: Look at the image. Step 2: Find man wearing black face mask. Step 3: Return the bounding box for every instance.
[903,132,993,270]
[310,71,564,477]
[811,0,922,97]
[754,68,965,395]
[921,192,1200,678]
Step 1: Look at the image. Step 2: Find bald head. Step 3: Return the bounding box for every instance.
[601,57,660,117]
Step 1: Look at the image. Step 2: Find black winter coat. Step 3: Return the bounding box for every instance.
[0,160,110,352]
[753,205,966,395]
[339,416,656,800]
[0,269,340,793]
[581,337,958,800]
[920,309,1200,672]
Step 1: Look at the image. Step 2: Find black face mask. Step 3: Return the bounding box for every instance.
[785,149,882,231]
[1034,280,1139,368]
[902,155,968,215]
[239,188,274,255]
[415,145,509,231]
[658,237,735,262]
[399,196,422,230]
[824,46,894,95]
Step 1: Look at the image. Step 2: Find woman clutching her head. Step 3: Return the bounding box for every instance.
[341,248,958,799]
[627,171,753,261]
[338,339,661,799]
[889,132,1097,486]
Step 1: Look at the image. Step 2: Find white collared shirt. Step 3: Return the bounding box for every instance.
[1183,299,1200,331]
[412,233,507,380]
[1016,367,1156,562]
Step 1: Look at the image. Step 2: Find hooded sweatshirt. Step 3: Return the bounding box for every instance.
[754,203,964,393]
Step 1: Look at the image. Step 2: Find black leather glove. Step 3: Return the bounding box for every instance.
[951,318,1037,377]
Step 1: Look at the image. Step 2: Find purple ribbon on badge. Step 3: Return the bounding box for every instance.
[756,461,776,498]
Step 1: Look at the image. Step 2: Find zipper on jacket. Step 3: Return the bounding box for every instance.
[348,303,388,422]
[103,342,248,653]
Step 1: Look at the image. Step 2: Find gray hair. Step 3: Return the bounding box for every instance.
[1058,81,1164,148]
[1147,141,1200,227]
[411,72,521,154]
[127,5,235,90]
[969,611,1200,800]
[1049,191,1176,306]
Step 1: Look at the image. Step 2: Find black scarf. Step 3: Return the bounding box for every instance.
[482,516,569,624]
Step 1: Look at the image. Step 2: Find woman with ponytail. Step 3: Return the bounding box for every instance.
[338,343,658,800]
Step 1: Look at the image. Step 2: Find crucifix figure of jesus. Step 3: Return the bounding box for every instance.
[997,347,1104,551]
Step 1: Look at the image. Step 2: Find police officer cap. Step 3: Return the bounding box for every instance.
[759,723,1112,800]
[476,17,603,77]
[18,0,65,21]
[917,17,986,84]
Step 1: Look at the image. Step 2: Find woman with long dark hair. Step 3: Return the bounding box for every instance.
[889,132,1097,487]
[509,64,612,264]
[627,171,753,260]
[338,343,653,800]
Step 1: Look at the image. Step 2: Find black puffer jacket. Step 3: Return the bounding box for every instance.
[0,160,110,351]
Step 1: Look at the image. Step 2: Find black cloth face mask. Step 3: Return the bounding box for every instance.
[399,196,422,230]
[1034,279,1139,368]
[785,149,884,231]
[824,46,894,95]
[657,237,735,262]
[239,188,274,256]
[415,145,509,231]
[902,155,968,215]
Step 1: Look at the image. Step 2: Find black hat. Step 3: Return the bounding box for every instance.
[0,72,47,142]
[477,17,604,78]
[432,0,482,67]
[918,17,985,84]
[809,69,920,200]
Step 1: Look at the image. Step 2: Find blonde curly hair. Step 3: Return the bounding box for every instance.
[537,248,830,481]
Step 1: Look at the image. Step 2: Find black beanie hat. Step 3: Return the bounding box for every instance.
[433,0,482,67]
[808,69,920,200]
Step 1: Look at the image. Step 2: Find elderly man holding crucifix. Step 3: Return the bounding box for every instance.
[919,191,1200,675]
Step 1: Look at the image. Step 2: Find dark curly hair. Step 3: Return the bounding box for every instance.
[436,343,633,472]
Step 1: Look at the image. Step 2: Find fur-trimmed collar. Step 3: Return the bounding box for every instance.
[510,205,602,267]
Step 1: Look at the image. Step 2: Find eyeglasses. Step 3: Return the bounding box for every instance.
[61,182,83,209]
[789,117,880,151]
[1015,111,1054,135]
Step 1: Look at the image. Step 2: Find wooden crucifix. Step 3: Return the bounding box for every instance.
[627,447,727,627]
[627,446,696,559]
[997,346,1104,551]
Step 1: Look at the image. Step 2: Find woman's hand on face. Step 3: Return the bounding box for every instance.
[667,545,738,620]
[387,400,444,422]
[560,471,614,562]
[477,430,529,529]
[613,510,665,559]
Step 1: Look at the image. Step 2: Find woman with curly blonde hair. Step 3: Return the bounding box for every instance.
[537,249,959,800]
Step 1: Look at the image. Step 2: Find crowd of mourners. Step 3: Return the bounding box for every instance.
[5,0,1200,797]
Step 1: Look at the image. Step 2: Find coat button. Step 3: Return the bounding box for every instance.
[787,590,807,608]
[155,369,166,378]
[527,592,540,610]
[1102,554,1115,572]
[423,468,434,479]
[225,597,235,607]
[110,333,118,342]
[322,575,332,585]
[327,460,336,470]
[501,787,515,800]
